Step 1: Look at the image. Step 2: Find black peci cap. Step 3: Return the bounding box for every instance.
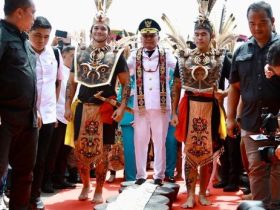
[138,18,161,34]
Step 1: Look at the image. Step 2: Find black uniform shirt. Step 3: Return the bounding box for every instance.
[229,33,280,132]
[0,20,37,127]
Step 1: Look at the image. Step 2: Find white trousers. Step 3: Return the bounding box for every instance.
[134,109,170,180]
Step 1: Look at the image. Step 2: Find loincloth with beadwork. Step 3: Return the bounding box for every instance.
[184,95,222,169]
[74,103,104,168]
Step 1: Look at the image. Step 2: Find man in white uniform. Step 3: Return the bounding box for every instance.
[127,18,177,185]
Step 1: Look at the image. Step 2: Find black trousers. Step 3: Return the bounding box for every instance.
[219,135,242,186]
[44,121,72,183]
[30,123,54,200]
[0,121,38,210]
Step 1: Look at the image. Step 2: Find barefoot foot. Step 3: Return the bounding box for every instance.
[181,196,196,209]
[78,186,90,201]
[92,192,103,204]
[199,194,211,206]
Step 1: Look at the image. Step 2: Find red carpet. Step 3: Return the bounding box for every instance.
[42,171,243,210]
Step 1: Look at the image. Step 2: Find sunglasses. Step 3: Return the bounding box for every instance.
[142,33,157,38]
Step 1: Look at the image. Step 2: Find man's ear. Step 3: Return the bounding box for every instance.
[271,17,275,25]
[16,8,24,19]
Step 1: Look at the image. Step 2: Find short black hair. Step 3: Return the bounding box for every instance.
[30,16,52,31]
[4,0,33,16]
[267,42,280,66]
[62,45,75,55]
[247,1,273,21]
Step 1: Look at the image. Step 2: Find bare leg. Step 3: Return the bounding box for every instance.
[176,143,183,179]
[92,145,110,204]
[181,161,197,209]
[199,163,212,206]
[78,166,90,201]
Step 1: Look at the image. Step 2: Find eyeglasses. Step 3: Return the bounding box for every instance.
[142,33,157,38]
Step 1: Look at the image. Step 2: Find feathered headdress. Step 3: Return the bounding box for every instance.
[194,0,216,34]
[109,29,138,58]
[162,0,237,52]
[93,0,112,26]
[161,13,188,53]
[211,0,238,51]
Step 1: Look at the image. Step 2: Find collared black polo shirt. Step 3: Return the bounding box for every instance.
[229,33,280,132]
[0,20,37,127]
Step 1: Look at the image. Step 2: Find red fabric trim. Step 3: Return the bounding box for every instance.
[100,96,115,124]
[175,94,188,142]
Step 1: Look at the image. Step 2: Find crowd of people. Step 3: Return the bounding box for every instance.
[1,0,280,210]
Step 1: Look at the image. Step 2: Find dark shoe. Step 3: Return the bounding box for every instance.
[90,169,96,178]
[67,175,82,184]
[135,178,146,185]
[166,176,176,183]
[223,185,239,192]
[154,179,163,186]
[29,197,45,210]
[241,187,251,195]
[67,167,82,184]
[53,181,76,189]
[41,183,55,193]
[213,182,227,188]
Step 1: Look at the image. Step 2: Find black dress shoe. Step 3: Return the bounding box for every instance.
[213,182,227,188]
[241,187,251,195]
[41,183,55,193]
[53,181,76,189]
[29,197,45,210]
[166,176,176,183]
[135,178,146,185]
[223,185,239,192]
[154,179,163,186]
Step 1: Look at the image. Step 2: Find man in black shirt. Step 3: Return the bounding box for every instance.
[0,0,37,210]
[64,2,130,204]
[227,2,280,209]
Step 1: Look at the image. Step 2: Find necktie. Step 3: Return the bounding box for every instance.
[146,50,155,58]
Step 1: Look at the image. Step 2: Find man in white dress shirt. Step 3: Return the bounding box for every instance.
[127,18,177,186]
[28,16,63,210]
[44,46,76,190]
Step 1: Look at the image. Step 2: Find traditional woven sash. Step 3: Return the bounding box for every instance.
[74,104,103,168]
[184,97,214,169]
[135,47,167,112]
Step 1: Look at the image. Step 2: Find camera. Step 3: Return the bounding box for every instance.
[258,107,280,163]
[258,146,278,163]
[260,107,279,137]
